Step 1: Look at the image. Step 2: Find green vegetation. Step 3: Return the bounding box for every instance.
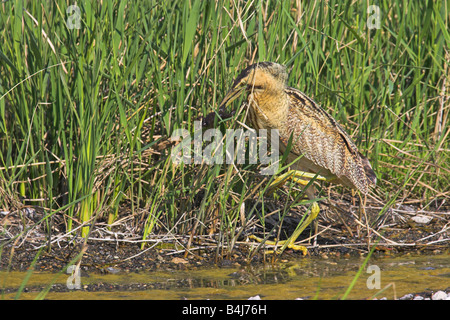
[0,0,449,255]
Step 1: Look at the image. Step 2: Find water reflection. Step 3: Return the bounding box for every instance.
[2,253,449,299]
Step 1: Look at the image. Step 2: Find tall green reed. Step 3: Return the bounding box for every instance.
[0,0,448,248]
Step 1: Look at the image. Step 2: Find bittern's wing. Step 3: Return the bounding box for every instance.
[283,87,376,194]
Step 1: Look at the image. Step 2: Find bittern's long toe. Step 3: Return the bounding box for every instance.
[248,201,320,255]
[248,235,309,256]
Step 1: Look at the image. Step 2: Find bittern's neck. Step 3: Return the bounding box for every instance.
[250,88,289,125]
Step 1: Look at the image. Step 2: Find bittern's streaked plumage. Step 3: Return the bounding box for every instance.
[219,61,376,254]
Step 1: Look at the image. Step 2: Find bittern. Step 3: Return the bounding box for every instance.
[219,62,376,254]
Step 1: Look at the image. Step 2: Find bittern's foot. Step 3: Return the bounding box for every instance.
[248,235,308,255]
[252,170,326,255]
[248,202,320,255]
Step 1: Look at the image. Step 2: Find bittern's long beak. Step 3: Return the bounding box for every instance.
[219,85,246,109]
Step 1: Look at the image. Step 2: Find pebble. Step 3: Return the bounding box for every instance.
[105,267,121,274]
[245,292,450,300]
[397,291,450,300]
[399,293,413,300]
[219,259,233,267]
[410,215,432,224]
[431,291,450,300]
[171,257,188,264]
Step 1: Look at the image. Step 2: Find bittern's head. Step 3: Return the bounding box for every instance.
[219,62,288,108]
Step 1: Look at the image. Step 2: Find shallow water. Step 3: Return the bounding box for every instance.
[2,253,449,300]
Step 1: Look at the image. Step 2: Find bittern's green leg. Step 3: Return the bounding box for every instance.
[266,170,328,195]
[250,170,329,255]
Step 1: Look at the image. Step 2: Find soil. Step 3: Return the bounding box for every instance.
[2,202,448,273]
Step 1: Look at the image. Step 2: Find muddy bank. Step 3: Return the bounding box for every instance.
[1,234,448,275]
[1,193,449,278]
